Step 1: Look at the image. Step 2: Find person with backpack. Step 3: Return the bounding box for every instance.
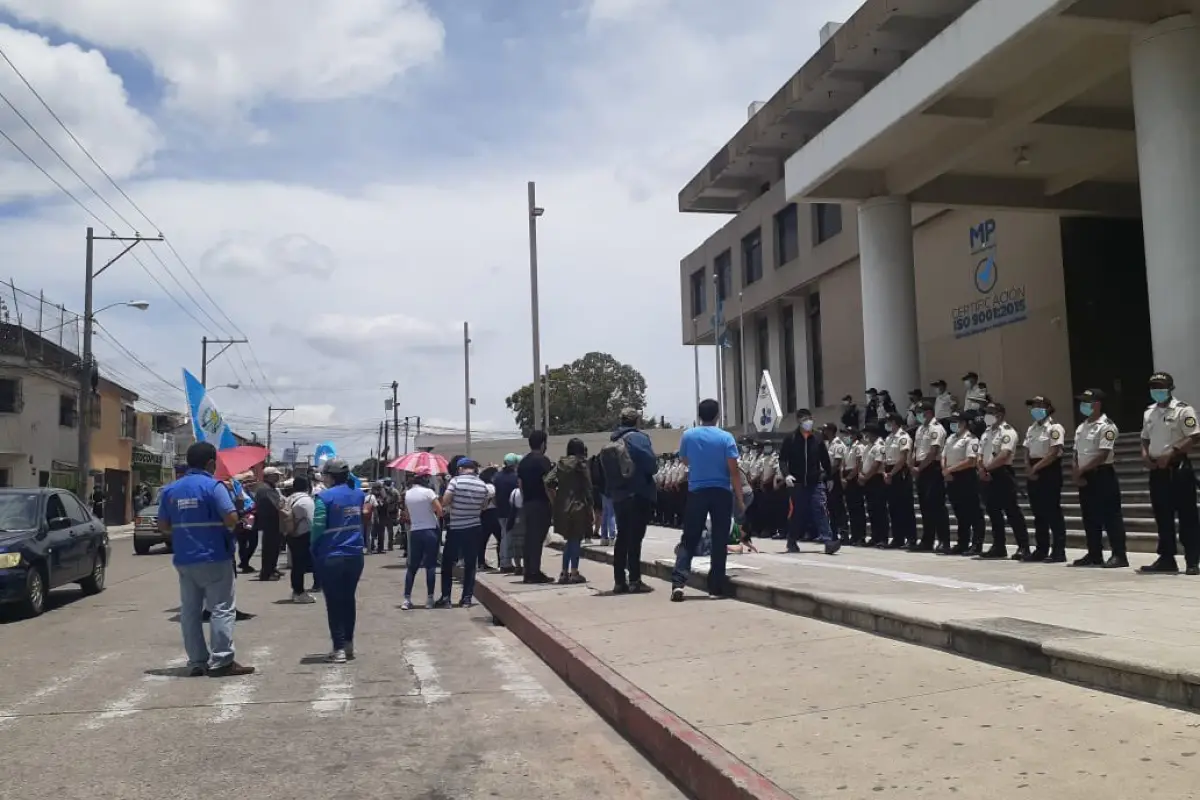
[283,476,317,603]
[601,407,658,594]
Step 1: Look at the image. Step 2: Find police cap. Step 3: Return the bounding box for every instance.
[1149,372,1174,388]
[1076,388,1107,403]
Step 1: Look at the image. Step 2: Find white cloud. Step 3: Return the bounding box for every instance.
[200,233,337,279]
[288,404,337,427]
[0,0,445,120]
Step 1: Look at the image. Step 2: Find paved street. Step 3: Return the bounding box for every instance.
[0,545,685,800]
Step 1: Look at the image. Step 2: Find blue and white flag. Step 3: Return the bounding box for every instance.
[183,368,239,450]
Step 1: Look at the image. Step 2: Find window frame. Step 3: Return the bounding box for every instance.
[774,203,799,267]
[689,268,707,318]
[812,203,843,246]
[0,377,21,414]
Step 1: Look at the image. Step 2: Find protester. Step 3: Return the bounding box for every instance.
[381,477,402,553]
[548,438,594,584]
[518,431,555,584]
[507,485,526,575]
[604,407,658,594]
[365,482,387,554]
[493,454,521,573]
[779,408,840,555]
[157,442,254,677]
[402,473,442,610]
[311,459,366,663]
[284,476,318,604]
[437,458,490,607]
[478,466,502,570]
[254,467,284,581]
[234,472,258,574]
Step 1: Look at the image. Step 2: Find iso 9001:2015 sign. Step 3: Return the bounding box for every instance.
[951,218,1028,339]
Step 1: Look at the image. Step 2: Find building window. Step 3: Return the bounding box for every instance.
[808,293,824,407]
[714,249,732,302]
[812,203,843,245]
[0,468,9,487]
[0,377,20,414]
[755,317,769,378]
[741,228,763,285]
[690,268,707,318]
[782,306,797,413]
[59,395,78,428]
[121,405,136,440]
[774,204,799,267]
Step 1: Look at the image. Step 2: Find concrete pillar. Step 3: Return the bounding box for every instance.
[791,301,813,411]
[1131,15,1200,404]
[857,196,920,396]
[722,341,740,428]
[766,302,783,389]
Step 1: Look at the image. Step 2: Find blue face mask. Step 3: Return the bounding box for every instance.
[1079,402,1093,417]
[1151,389,1171,404]
[949,422,960,434]
[1030,408,1048,422]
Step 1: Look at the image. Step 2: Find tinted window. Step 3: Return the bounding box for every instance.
[812,203,843,245]
[714,250,732,301]
[689,268,707,318]
[64,494,92,525]
[774,204,799,267]
[45,493,68,524]
[741,229,763,285]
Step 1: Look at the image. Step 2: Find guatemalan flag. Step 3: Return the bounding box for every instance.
[183,368,239,450]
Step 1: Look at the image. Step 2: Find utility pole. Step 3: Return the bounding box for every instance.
[402,417,410,455]
[391,380,400,471]
[265,405,293,465]
[375,422,384,479]
[382,417,390,463]
[464,321,472,458]
[543,363,551,433]
[78,226,163,496]
[201,336,249,387]
[527,181,544,432]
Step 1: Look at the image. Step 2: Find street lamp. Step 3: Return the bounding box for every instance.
[93,300,150,315]
[528,181,544,432]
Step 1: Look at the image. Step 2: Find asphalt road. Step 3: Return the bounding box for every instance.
[0,542,686,800]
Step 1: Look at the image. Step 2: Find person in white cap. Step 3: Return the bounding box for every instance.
[255,467,285,581]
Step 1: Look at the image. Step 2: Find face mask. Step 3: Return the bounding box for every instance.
[800,420,814,432]
[1151,389,1170,404]
[763,446,773,454]
[949,422,960,434]
[963,380,973,389]
[1030,408,1047,422]
[984,414,998,427]
[884,423,895,433]
[1079,402,1093,417]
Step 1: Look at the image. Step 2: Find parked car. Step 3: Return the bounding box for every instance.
[133,504,170,555]
[0,488,109,617]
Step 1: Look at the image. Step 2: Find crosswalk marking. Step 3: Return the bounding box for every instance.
[0,652,120,729]
[81,657,186,730]
[477,636,551,705]
[403,639,449,704]
[210,646,272,723]
[311,665,354,716]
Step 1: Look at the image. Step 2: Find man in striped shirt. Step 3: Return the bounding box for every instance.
[437,459,489,608]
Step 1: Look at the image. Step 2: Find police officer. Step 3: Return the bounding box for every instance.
[1139,371,1200,575]
[841,427,868,545]
[840,395,860,430]
[962,372,989,416]
[912,399,951,553]
[822,423,849,541]
[1072,389,1128,569]
[858,424,890,547]
[905,389,924,436]
[864,388,882,429]
[882,412,917,549]
[932,379,958,429]
[1023,395,1067,563]
[157,442,255,678]
[941,411,984,555]
[978,402,1031,560]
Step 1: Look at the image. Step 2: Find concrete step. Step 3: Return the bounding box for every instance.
[912,510,1159,538]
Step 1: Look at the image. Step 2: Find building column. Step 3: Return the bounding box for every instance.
[766,302,783,389]
[723,334,743,429]
[1132,14,1200,403]
[791,301,812,411]
[857,196,920,396]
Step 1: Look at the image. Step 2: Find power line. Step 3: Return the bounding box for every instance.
[0,121,109,228]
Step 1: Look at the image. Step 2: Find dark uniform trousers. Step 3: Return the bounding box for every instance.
[843,479,867,543]
[1027,461,1066,555]
[916,465,951,548]
[827,476,849,539]
[946,469,985,550]
[864,475,890,546]
[885,472,916,547]
[983,466,1029,550]
[1078,465,1127,560]
[1148,457,1200,565]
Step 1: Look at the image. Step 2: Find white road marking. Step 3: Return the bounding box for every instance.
[81,657,186,730]
[311,665,354,716]
[755,553,1026,593]
[0,652,120,728]
[209,646,272,723]
[403,640,449,704]
[477,636,551,705]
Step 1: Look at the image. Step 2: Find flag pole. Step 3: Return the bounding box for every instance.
[738,291,748,432]
[713,273,724,428]
[692,316,700,426]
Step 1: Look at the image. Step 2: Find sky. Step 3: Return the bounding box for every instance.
[0,0,861,460]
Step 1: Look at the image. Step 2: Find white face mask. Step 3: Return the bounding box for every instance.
[984,414,998,427]
[800,420,814,432]
[963,380,973,389]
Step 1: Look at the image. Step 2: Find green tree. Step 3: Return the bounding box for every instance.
[352,456,380,478]
[506,351,657,435]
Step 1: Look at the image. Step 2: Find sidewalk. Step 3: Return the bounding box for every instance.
[476,568,1200,800]
[545,527,1200,712]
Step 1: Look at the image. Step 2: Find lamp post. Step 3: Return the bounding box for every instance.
[527,181,544,432]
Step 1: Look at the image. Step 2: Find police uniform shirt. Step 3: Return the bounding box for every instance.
[827,438,847,471]
[965,385,988,412]
[862,440,886,474]
[934,391,957,420]
[884,430,912,467]
[981,423,1018,464]
[1024,418,1066,460]
[943,432,981,469]
[1075,415,1119,466]
[906,403,920,429]
[914,421,947,462]
[1141,398,1200,458]
[843,442,865,477]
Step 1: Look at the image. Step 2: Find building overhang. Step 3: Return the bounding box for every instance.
[785,0,1193,216]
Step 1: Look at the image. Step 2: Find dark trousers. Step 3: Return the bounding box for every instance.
[983,466,1029,549]
[369,523,387,553]
[1149,458,1200,564]
[1079,465,1127,560]
[286,535,317,595]
[259,528,282,579]
[863,475,890,545]
[522,501,552,579]
[237,529,258,569]
[886,472,916,546]
[442,525,481,600]
[946,470,985,549]
[613,495,651,587]
[479,509,502,566]
[318,555,363,651]
[675,488,733,595]
[827,477,848,537]
[916,466,951,548]
[788,483,835,545]
[1027,462,1066,555]
[843,479,867,542]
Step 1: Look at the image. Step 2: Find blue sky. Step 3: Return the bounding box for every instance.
[0,0,862,457]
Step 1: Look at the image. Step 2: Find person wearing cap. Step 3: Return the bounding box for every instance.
[1023,396,1068,563]
[517,431,556,584]
[840,427,868,545]
[779,408,839,555]
[931,380,957,428]
[978,402,1031,560]
[912,399,952,553]
[881,412,917,549]
[840,395,860,431]
[254,466,285,582]
[1139,371,1200,575]
[1072,389,1128,568]
[962,372,989,416]
[605,407,659,594]
[439,458,490,605]
[904,389,924,436]
[864,388,882,429]
[857,424,891,547]
[821,423,849,542]
[941,411,985,555]
[493,453,521,574]
[311,458,366,662]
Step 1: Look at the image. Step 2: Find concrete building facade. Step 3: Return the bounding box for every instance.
[680,0,1198,435]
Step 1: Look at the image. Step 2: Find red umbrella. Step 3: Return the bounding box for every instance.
[215,445,268,480]
[388,451,449,475]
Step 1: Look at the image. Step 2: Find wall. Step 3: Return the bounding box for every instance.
[0,362,79,488]
[91,384,135,520]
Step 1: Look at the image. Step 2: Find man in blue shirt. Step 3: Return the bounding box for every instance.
[158,442,254,678]
[606,407,658,594]
[671,399,745,601]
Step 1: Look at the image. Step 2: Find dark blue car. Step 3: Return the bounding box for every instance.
[0,488,110,617]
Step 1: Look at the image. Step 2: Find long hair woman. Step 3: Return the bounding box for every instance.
[548,438,594,584]
[311,459,366,663]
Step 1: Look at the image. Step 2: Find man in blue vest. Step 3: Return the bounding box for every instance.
[158,442,255,678]
[312,458,367,663]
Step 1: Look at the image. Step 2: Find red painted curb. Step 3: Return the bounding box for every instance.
[474,577,797,800]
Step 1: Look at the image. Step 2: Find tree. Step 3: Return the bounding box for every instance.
[352,457,380,478]
[505,351,660,435]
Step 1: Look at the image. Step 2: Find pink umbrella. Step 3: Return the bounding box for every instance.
[388,451,449,475]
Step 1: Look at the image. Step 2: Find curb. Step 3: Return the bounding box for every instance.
[553,541,1200,714]
[473,576,798,800]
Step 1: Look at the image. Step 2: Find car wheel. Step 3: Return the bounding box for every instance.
[20,567,47,617]
[134,539,151,556]
[80,556,106,595]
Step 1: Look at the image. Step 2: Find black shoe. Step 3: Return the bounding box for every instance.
[238,565,255,574]
[188,666,206,678]
[235,610,254,621]
[1023,549,1048,563]
[612,583,630,595]
[498,566,515,575]
[969,544,984,557]
[1011,547,1030,562]
[950,543,971,556]
[1139,557,1180,574]
[1188,565,1200,577]
[1043,552,1067,564]
[1103,555,1129,569]
[886,540,907,550]
[629,581,653,594]
[979,547,1007,560]
[207,661,255,678]
[934,543,953,555]
[1071,555,1102,567]
[910,542,935,553]
[785,545,800,553]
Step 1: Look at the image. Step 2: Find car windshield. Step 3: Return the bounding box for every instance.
[0,494,40,531]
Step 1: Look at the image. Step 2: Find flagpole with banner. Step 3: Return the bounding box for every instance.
[183,368,239,450]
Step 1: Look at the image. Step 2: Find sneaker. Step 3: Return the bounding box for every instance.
[568,573,587,584]
[612,583,630,595]
[629,581,653,594]
[457,597,475,608]
[207,661,256,678]
[824,540,842,556]
[292,593,316,604]
[401,599,414,611]
[425,596,435,609]
[433,597,452,608]
[327,650,347,664]
[556,573,570,585]
[187,665,207,678]
[346,642,355,660]
[670,587,684,603]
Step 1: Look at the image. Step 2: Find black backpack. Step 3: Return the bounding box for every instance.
[599,431,637,493]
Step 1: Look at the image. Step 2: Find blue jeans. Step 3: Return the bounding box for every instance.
[177,560,237,670]
[788,483,836,545]
[672,488,733,595]
[562,539,582,572]
[317,555,364,651]
[405,528,439,598]
[441,526,480,600]
[601,496,617,539]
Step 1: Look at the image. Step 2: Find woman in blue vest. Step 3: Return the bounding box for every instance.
[311,458,366,663]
